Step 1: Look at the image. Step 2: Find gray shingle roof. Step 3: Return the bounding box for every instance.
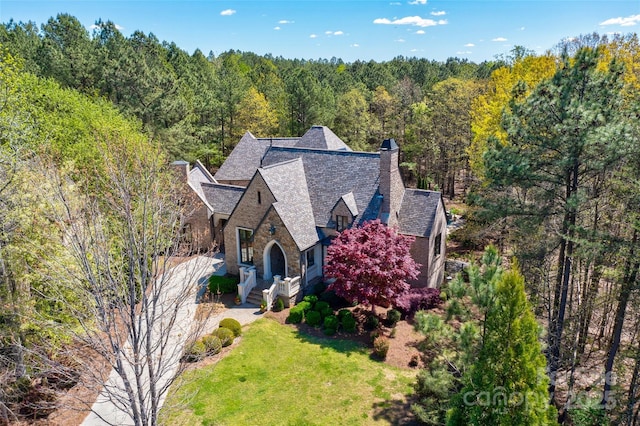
[201,183,245,215]
[258,158,319,251]
[213,132,298,182]
[398,189,442,237]
[187,161,216,209]
[261,147,381,227]
[295,126,351,151]
[338,192,359,217]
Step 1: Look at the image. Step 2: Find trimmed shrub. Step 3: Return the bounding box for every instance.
[296,301,312,312]
[366,315,380,330]
[323,315,339,335]
[341,315,357,333]
[320,307,333,319]
[373,336,390,360]
[337,309,352,320]
[215,327,235,347]
[219,318,242,337]
[183,340,207,362]
[286,306,304,324]
[305,310,322,327]
[314,301,330,312]
[303,294,318,305]
[370,329,381,342]
[274,297,285,312]
[202,335,222,355]
[396,287,443,318]
[208,275,240,294]
[386,309,401,327]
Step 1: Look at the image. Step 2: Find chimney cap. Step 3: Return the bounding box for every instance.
[380,139,398,151]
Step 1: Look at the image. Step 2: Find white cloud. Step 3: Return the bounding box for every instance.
[600,14,640,27]
[492,37,507,42]
[465,43,475,47]
[456,50,472,55]
[90,23,123,30]
[431,11,446,16]
[310,34,317,38]
[279,20,294,24]
[409,0,427,4]
[334,30,344,35]
[274,26,281,30]
[396,38,406,43]
[373,15,445,27]
[351,44,360,48]
[220,9,236,16]
[520,26,525,31]
[325,30,333,35]
[390,1,402,5]
[416,30,425,34]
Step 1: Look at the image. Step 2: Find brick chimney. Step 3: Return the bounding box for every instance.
[379,139,404,227]
[171,160,190,181]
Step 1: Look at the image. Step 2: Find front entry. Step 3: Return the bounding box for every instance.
[270,243,286,278]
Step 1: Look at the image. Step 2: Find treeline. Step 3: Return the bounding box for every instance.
[1,13,503,196]
[461,35,640,425]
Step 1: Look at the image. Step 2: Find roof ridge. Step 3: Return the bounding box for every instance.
[269,145,379,157]
[259,157,302,170]
[200,181,246,190]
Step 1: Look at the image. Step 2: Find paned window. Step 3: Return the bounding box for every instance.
[238,228,254,264]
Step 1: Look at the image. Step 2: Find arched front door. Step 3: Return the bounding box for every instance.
[270,243,286,278]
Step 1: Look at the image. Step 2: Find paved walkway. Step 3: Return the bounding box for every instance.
[81,254,259,426]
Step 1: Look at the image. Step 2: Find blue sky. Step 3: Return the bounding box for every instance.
[2,1,639,62]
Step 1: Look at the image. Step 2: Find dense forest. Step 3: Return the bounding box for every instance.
[1,12,640,425]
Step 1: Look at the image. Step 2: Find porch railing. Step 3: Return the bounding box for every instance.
[237,266,256,303]
[262,283,278,311]
[262,275,301,311]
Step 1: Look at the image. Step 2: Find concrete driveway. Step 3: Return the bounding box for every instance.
[81,255,222,425]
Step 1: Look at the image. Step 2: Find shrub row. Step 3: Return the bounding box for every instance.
[183,317,242,362]
[208,275,240,294]
[286,295,356,334]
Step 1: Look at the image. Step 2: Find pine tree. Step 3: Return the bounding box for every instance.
[448,263,557,425]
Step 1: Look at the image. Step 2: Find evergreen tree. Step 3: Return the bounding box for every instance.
[448,263,557,425]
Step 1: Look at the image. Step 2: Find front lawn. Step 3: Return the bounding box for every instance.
[160,318,417,425]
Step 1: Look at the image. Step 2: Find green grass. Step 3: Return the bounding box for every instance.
[161,319,416,425]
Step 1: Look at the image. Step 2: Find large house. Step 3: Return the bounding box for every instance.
[174,125,447,291]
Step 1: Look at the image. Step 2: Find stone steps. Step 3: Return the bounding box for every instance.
[246,288,264,306]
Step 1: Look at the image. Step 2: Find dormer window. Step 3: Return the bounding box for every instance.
[336,215,349,232]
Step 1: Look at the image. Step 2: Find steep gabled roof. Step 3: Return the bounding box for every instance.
[201,183,245,215]
[258,158,318,251]
[295,126,351,151]
[261,147,381,227]
[398,189,443,237]
[187,160,216,210]
[213,131,298,182]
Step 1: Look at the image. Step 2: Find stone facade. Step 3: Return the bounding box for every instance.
[185,201,213,253]
[253,208,301,280]
[379,143,404,228]
[223,174,275,275]
[171,161,213,253]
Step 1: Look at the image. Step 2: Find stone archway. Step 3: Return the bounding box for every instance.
[263,240,288,280]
